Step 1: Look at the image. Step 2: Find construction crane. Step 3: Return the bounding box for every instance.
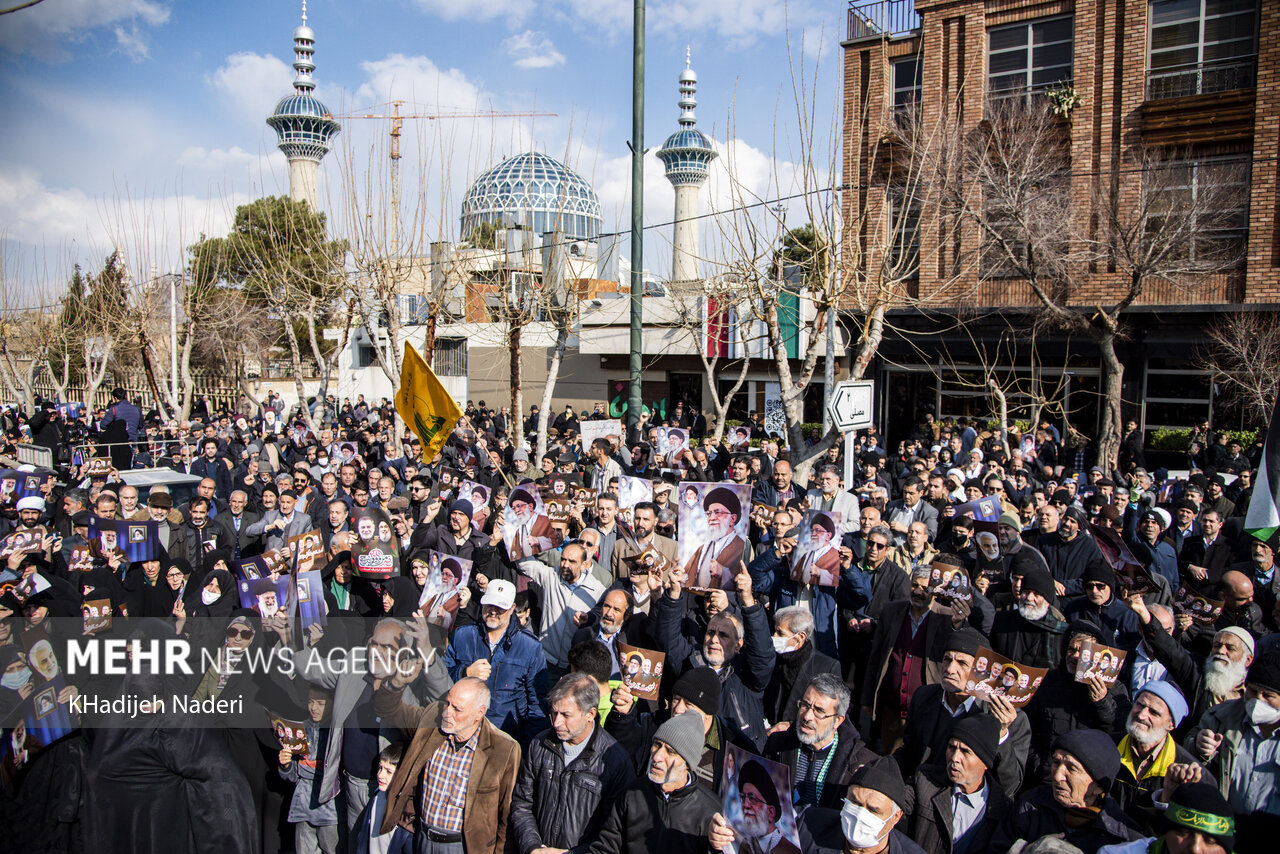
[324,100,556,254]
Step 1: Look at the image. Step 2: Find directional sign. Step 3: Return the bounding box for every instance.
[827,380,875,431]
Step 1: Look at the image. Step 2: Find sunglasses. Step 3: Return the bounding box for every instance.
[226,627,254,641]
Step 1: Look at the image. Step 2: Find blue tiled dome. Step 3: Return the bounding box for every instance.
[460,151,602,243]
[661,128,714,152]
[267,93,339,161]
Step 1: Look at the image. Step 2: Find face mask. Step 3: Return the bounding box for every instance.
[772,635,797,654]
[1,667,31,690]
[201,589,219,605]
[840,802,889,850]
[1246,698,1280,726]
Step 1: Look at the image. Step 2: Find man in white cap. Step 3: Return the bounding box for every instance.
[444,578,549,742]
[15,496,46,531]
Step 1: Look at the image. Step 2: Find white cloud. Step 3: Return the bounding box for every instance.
[175,146,258,170]
[0,0,170,62]
[503,30,566,69]
[411,0,529,23]
[113,21,150,61]
[207,52,295,125]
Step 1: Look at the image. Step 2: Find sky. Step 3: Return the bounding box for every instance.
[0,0,844,300]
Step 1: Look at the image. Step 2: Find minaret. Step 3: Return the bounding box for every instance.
[657,49,717,284]
[266,1,340,209]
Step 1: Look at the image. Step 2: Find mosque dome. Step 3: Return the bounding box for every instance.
[460,151,602,243]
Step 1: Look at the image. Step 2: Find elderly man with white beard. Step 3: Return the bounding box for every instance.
[1111,680,1216,834]
[1124,592,1255,726]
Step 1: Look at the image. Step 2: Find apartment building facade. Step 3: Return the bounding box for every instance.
[842,0,1276,442]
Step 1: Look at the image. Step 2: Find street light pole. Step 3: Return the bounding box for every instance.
[627,0,645,438]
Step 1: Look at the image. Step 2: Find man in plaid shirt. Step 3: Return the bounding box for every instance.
[375,675,522,854]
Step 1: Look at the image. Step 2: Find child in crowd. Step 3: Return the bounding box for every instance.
[279,686,340,853]
[354,741,412,854]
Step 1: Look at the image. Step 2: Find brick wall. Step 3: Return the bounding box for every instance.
[842,0,1280,311]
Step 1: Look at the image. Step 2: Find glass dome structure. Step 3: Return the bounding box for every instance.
[460,151,603,243]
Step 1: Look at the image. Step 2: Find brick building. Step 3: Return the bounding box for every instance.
[841,0,1276,445]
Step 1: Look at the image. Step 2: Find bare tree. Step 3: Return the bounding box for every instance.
[668,272,754,445]
[940,97,1247,467]
[711,44,973,481]
[1199,312,1280,426]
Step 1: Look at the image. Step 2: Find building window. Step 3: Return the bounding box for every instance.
[433,338,468,377]
[355,345,378,369]
[1145,156,1251,262]
[987,16,1073,99]
[892,55,922,109]
[1147,0,1258,100]
[887,187,920,273]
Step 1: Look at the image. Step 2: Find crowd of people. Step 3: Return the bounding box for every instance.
[0,389,1276,854]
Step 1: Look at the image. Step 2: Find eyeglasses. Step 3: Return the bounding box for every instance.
[795,699,840,720]
[225,627,254,641]
[867,541,888,551]
[1084,581,1110,590]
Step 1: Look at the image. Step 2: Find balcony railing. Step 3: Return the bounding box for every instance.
[847,0,921,41]
[1146,56,1256,101]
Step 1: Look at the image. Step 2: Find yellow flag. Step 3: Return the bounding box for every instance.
[395,343,463,460]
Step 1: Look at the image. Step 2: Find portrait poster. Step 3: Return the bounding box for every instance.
[458,479,493,530]
[269,712,311,757]
[720,745,800,854]
[22,627,62,686]
[82,598,113,635]
[790,510,842,587]
[294,570,327,635]
[350,507,400,579]
[232,550,286,583]
[237,572,293,621]
[1074,639,1126,684]
[654,427,691,472]
[288,530,325,575]
[504,484,562,561]
[677,483,752,590]
[538,485,574,525]
[580,419,624,451]
[12,571,50,604]
[418,551,472,633]
[1173,584,1225,625]
[14,473,49,501]
[962,646,1048,708]
[1091,522,1157,595]
[751,503,778,530]
[617,476,653,527]
[625,543,677,584]
[0,471,16,509]
[954,497,1002,569]
[0,526,45,559]
[435,467,464,502]
[87,518,159,563]
[727,425,753,451]
[927,559,973,613]
[68,545,93,574]
[18,675,78,748]
[85,458,112,478]
[618,643,665,701]
[572,485,598,506]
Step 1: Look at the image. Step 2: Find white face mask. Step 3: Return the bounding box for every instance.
[201,588,219,605]
[772,635,797,654]
[1,667,31,690]
[841,802,890,850]
[1246,698,1280,726]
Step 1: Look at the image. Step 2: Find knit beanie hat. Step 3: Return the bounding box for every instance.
[653,711,706,773]
[849,757,907,812]
[1136,680,1190,727]
[672,666,722,716]
[1052,729,1121,791]
[948,715,1000,770]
